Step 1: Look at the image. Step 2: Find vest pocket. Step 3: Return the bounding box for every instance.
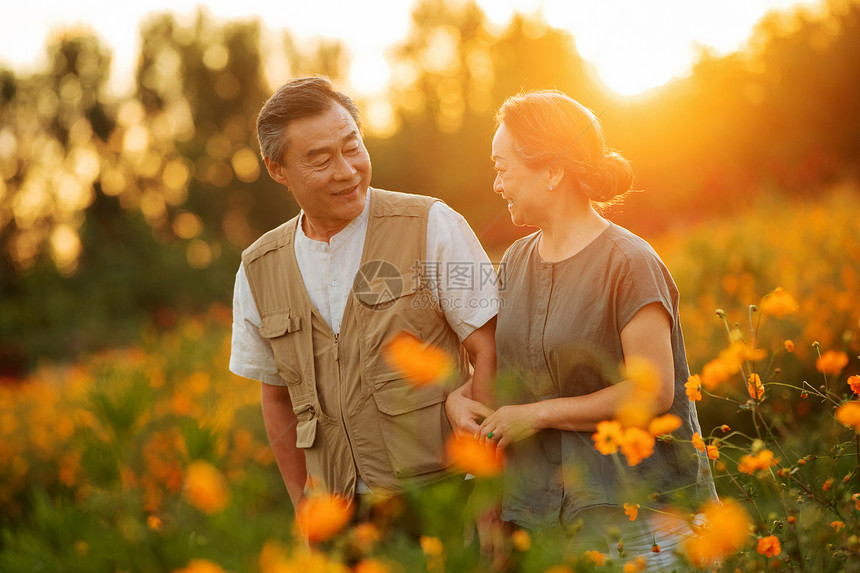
[293,403,318,448]
[259,311,302,385]
[371,377,451,478]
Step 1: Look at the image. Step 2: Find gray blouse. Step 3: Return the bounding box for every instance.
[496,223,718,530]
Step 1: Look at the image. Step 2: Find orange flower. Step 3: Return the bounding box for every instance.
[172,560,226,573]
[582,550,605,566]
[384,332,453,386]
[622,556,647,573]
[747,373,764,400]
[784,339,795,352]
[619,427,655,466]
[445,435,503,477]
[295,494,353,542]
[787,515,797,524]
[623,503,639,521]
[737,449,778,475]
[146,515,163,531]
[823,477,834,491]
[691,432,705,452]
[182,461,231,515]
[706,444,720,460]
[720,424,731,432]
[651,543,661,553]
[684,499,751,566]
[836,401,860,432]
[756,535,781,557]
[830,521,844,531]
[648,414,682,436]
[816,350,849,376]
[848,375,860,395]
[700,358,735,390]
[511,529,531,551]
[685,374,702,402]
[420,535,444,557]
[354,559,390,573]
[592,420,624,455]
[760,287,798,318]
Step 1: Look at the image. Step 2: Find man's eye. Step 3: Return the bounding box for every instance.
[312,158,331,169]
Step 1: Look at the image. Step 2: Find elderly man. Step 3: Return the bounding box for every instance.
[229,77,498,524]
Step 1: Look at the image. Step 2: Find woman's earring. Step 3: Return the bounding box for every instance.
[548,185,554,191]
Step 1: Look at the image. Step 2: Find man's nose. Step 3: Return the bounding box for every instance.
[332,154,357,179]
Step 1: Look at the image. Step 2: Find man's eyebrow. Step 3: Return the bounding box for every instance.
[305,130,360,158]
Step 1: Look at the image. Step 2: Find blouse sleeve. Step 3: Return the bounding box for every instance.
[613,242,679,333]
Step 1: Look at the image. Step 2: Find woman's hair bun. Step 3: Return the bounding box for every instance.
[580,152,633,204]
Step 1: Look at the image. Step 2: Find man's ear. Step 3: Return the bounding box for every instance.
[264,157,289,187]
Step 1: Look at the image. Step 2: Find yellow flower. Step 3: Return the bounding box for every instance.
[511,529,531,551]
[760,287,799,318]
[182,461,230,515]
[685,374,702,402]
[171,560,226,573]
[816,350,849,376]
[619,427,655,466]
[582,550,605,566]
[784,339,795,352]
[684,499,751,566]
[747,373,764,400]
[756,535,781,557]
[622,556,646,572]
[836,401,860,433]
[592,420,624,455]
[445,435,503,477]
[295,494,353,542]
[384,332,454,386]
[830,521,844,531]
[648,414,682,437]
[691,432,705,453]
[420,535,444,557]
[847,375,860,395]
[737,449,778,475]
[623,503,639,521]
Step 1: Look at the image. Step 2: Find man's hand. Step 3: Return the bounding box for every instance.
[445,382,494,436]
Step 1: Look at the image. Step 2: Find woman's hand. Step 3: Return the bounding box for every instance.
[477,403,543,451]
[445,383,495,437]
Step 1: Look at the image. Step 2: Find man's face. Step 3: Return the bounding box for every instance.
[266,104,371,232]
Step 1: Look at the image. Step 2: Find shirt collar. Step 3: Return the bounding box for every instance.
[295,189,371,251]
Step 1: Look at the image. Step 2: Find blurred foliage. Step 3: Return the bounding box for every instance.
[1,193,859,571]
[1,0,860,371]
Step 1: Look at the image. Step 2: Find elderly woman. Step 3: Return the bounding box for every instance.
[448,90,717,569]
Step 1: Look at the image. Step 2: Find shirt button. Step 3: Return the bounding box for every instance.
[331,280,338,287]
[321,244,328,251]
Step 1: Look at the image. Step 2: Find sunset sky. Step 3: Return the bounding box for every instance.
[0,0,825,97]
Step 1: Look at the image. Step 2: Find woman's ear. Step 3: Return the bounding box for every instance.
[547,162,564,190]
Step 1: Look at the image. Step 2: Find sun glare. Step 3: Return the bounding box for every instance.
[541,0,823,97]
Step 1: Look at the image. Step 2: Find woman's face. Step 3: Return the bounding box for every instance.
[491,123,550,227]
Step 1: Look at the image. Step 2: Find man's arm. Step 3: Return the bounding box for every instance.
[260,383,307,508]
[461,316,497,408]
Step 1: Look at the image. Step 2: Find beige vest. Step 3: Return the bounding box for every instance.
[242,188,468,499]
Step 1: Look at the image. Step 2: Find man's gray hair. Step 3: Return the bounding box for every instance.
[256,76,362,165]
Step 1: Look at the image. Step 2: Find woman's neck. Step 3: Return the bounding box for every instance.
[537,201,608,262]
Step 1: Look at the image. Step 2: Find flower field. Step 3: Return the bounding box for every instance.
[2,188,859,571]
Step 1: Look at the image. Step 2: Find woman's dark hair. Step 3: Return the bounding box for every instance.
[496,89,633,205]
